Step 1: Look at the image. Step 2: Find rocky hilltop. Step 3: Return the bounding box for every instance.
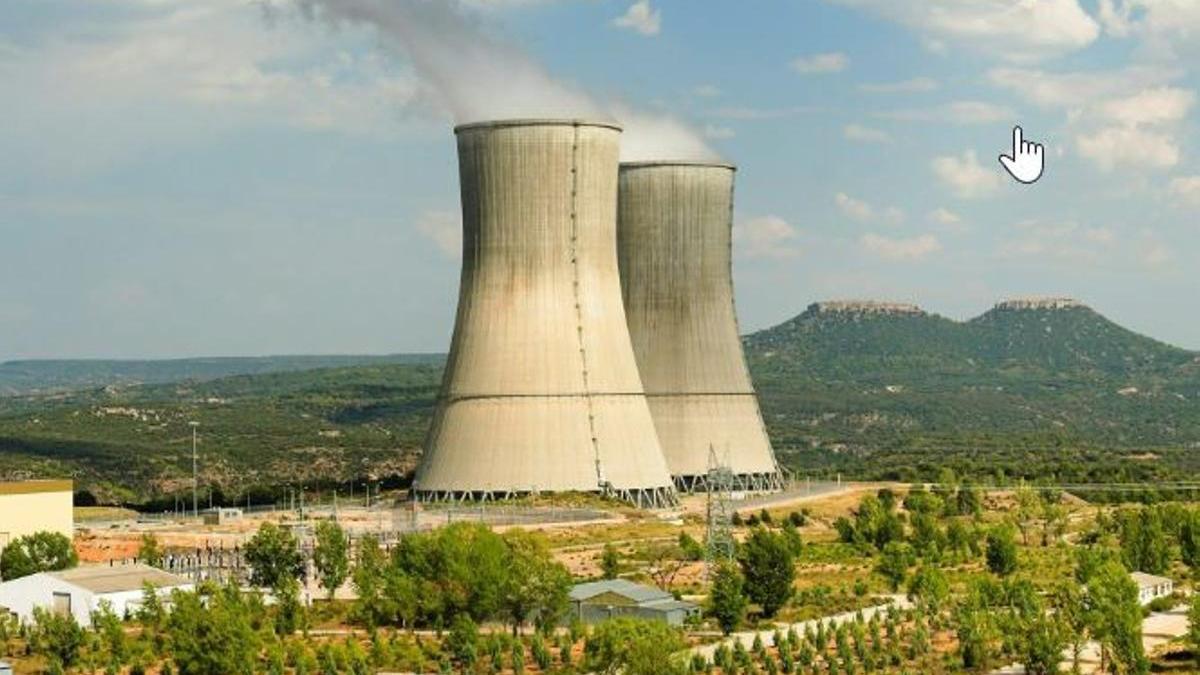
[808,301,925,316]
[993,297,1086,311]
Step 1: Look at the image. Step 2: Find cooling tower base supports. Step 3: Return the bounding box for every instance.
[412,485,678,510]
[674,471,785,494]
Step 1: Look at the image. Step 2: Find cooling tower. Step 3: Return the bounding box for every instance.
[617,162,783,492]
[414,120,677,508]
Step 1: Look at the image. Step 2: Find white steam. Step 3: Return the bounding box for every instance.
[292,0,719,161]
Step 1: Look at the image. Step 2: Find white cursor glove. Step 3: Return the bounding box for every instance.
[999,126,1044,184]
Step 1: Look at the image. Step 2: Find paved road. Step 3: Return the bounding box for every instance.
[692,595,912,659]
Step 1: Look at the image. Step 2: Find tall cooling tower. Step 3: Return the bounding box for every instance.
[617,162,783,492]
[414,120,678,508]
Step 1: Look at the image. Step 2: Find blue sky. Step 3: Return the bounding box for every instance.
[1,0,1198,360]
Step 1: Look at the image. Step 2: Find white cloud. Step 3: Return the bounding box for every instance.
[859,233,942,261]
[930,208,961,226]
[734,215,802,259]
[988,66,1181,109]
[990,68,1192,173]
[416,210,462,258]
[1076,127,1180,171]
[703,124,736,140]
[835,192,874,221]
[1098,0,1200,51]
[790,52,849,74]
[858,77,938,94]
[843,124,891,144]
[693,84,721,98]
[1000,219,1116,262]
[835,193,904,224]
[1168,176,1200,206]
[1097,87,1194,126]
[613,1,661,37]
[830,0,1100,61]
[931,150,1001,198]
[0,2,424,174]
[707,105,817,120]
[929,207,969,233]
[881,100,1015,125]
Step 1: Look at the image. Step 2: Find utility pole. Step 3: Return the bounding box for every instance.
[190,421,200,519]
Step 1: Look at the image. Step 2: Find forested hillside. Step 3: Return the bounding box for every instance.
[1,299,1197,504]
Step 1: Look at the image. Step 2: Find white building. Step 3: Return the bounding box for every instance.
[1131,571,1174,606]
[0,480,73,568]
[0,564,192,628]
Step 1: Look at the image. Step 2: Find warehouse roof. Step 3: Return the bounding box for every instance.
[48,564,189,594]
[570,579,673,604]
[0,480,73,496]
[1130,572,1172,590]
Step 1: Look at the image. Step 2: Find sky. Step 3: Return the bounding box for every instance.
[1,0,1198,361]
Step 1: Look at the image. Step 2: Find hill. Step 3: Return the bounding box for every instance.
[1,298,1198,504]
[746,299,1200,485]
[0,354,442,396]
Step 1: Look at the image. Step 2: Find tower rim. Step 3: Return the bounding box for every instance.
[454,118,622,133]
[619,160,736,171]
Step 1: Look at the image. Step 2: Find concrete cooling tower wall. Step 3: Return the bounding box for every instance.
[414,120,678,508]
[617,162,783,493]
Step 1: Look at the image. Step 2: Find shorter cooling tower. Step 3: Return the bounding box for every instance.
[617,161,783,492]
[414,120,677,508]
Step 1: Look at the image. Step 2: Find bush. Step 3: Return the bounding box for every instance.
[0,531,77,581]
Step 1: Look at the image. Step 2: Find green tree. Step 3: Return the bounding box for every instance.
[0,531,77,580]
[1188,593,1200,665]
[1085,560,1148,675]
[30,606,85,669]
[273,576,307,636]
[906,564,949,612]
[584,617,688,675]
[601,543,620,580]
[876,542,914,591]
[1180,510,1200,570]
[678,532,705,561]
[166,582,262,675]
[501,529,572,634]
[446,613,480,668]
[91,600,127,670]
[739,527,795,618]
[986,526,1018,576]
[244,522,304,589]
[139,533,165,569]
[351,535,388,628]
[312,519,350,600]
[1117,508,1169,575]
[709,561,747,635]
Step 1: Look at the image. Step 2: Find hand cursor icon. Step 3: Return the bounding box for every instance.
[999,126,1044,184]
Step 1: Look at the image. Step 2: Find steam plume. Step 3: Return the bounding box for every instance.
[292,0,719,161]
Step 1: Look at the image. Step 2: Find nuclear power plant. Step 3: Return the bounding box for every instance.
[413,119,678,508]
[617,162,783,492]
[413,120,782,506]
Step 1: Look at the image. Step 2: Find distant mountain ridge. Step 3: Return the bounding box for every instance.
[0,354,444,397]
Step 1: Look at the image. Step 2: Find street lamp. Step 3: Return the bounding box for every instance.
[189,421,200,518]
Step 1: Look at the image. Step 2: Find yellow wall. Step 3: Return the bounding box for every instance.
[0,481,73,556]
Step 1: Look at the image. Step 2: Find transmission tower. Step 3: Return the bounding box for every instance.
[705,445,736,578]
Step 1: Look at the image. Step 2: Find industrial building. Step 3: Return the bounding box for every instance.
[414,119,677,508]
[617,162,782,492]
[568,579,699,626]
[0,480,73,564]
[0,564,191,628]
[1132,572,1174,606]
